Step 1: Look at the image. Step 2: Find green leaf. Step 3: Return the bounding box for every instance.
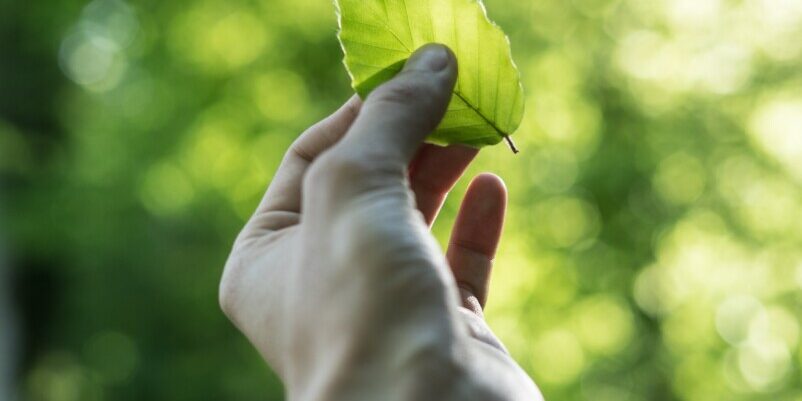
[335,0,525,149]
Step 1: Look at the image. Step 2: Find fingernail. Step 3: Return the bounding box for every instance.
[407,44,450,72]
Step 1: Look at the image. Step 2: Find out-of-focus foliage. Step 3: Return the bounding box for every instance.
[1,0,801,400]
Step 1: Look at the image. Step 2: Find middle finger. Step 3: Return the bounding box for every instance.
[408,144,478,226]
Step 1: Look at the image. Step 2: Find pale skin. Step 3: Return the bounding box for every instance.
[219,44,543,401]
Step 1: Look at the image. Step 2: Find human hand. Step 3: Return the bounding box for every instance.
[219,44,542,401]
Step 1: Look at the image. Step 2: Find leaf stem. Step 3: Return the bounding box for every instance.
[504,136,519,154]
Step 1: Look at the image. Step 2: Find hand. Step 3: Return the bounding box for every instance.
[219,44,542,401]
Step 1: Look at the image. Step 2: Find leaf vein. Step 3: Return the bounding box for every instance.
[343,40,410,55]
[454,91,506,138]
[402,0,415,49]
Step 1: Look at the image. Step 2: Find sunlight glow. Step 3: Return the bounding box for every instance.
[749,97,802,183]
[58,0,137,92]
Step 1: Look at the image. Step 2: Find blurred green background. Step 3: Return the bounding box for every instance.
[2,0,802,400]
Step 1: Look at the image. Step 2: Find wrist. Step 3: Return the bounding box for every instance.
[286,314,467,401]
[290,342,471,401]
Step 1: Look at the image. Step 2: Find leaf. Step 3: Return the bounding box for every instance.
[335,0,525,150]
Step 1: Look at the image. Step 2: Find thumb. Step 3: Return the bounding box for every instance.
[336,43,458,166]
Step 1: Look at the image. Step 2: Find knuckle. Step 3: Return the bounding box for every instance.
[324,153,377,178]
[307,153,370,186]
[306,151,398,198]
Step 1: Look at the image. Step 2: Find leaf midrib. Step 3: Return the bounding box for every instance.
[453,91,507,137]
